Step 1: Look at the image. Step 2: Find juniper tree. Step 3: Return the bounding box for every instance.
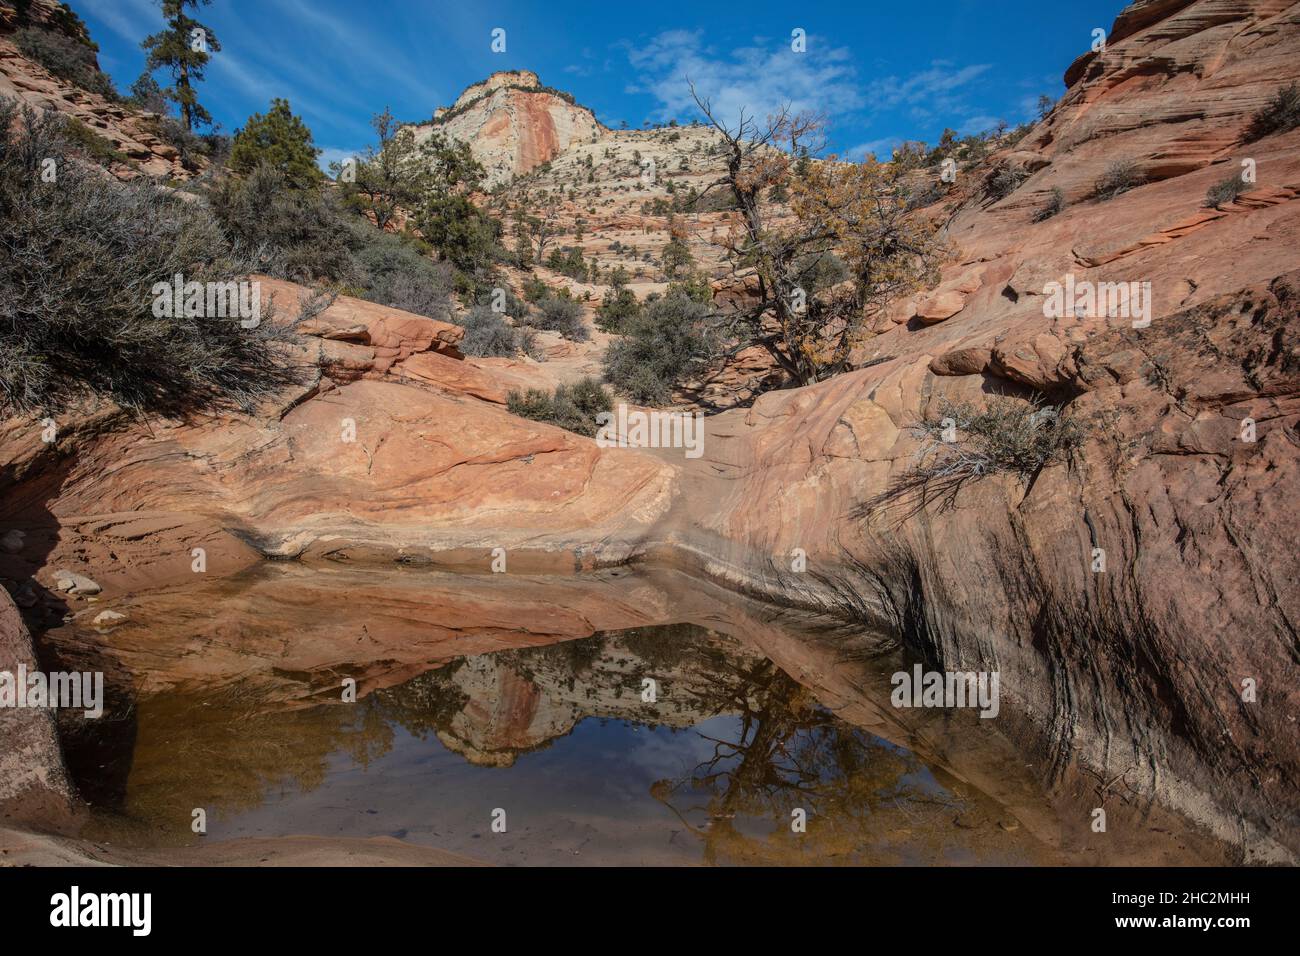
[140,0,221,131]
[690,83,945,386]
[228,98,322,189]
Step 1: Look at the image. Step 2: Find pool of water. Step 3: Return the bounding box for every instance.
[63,624,1051,865]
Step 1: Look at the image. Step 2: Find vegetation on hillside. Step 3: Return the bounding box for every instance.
[856,398,1091,522]
[688,85,946,387]
[0,100,295,415]
[506,377,611,436]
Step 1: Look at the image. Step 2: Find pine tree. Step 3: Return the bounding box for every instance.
[128,72,167,114]
[141,0,221,131]
[228,98,322,189]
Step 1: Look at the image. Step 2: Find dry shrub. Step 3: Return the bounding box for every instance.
[856,397,1090,523]
[0,99,298,415]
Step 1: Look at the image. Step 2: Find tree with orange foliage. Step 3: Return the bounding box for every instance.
[690,83,945,386]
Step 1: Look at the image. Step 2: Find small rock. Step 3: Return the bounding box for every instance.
[52,569,102,595]
[0,529,25,554]
[92,610,127,629]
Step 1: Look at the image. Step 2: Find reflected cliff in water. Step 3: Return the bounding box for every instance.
[44,563,1234,865]
[65,624,1049,865]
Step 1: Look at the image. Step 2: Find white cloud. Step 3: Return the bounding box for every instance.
[865,62,992,110]
[625,30,863,129]
[76,0,157,44]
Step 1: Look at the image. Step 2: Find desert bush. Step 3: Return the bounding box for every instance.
[1093,160,1143,201]
[1244,81,1300,142]
[595,267,640,333]
[545,245,590,282]
[61,116,127,167]
[904,180,948,211]
[476,284,528,322]
[856,397,1090,522]
[1204,173,1249,208]
[0,100,295,414]
[351,230,453,320]
[208,163,359,284]
[521,275,550,303]
[602,293,714,404]
[1033,186,1066,222]
[13,26,117,99]
[532,296,588,341]
[152,116,227,172]
[985,165,1028,201]
[457,304,539,358]
[506,376,611,436]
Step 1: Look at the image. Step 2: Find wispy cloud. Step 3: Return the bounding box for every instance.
[76,0,156,45]
[623,31,1002,150]
[77,0,373,138]
[625,30,863,128]
[266,0,432,103]
[866,62,992,109]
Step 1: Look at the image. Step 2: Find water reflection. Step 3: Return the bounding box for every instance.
[69,624,1046,865]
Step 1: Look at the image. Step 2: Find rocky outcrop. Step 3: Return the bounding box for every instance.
[0,4,200,181]
[0,588,79,828]
[409,70,603,185]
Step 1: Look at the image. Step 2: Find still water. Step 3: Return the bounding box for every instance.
[64,623,1050,865]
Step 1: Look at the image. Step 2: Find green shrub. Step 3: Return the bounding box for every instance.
[1093,160,1143,201]
[61,117,127,167]
[506,376,611,436]
[1204,173,1249,208]
[208,163,359,284]
[1245,81,1300,142]
[14,26,117,99]
[602,292,714,404]
[533,296,588,341]
[545,245,590,281]
[521,275,550,303]
[227,98,322,189]
[0,100,295,415]
[352,230,453,320]
[595,267,640,333]
[1033,186,1065,222]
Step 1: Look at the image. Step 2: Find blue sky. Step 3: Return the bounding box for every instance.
[73,0,1123,167]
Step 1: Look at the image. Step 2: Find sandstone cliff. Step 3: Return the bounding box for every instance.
[408,69,603,186]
